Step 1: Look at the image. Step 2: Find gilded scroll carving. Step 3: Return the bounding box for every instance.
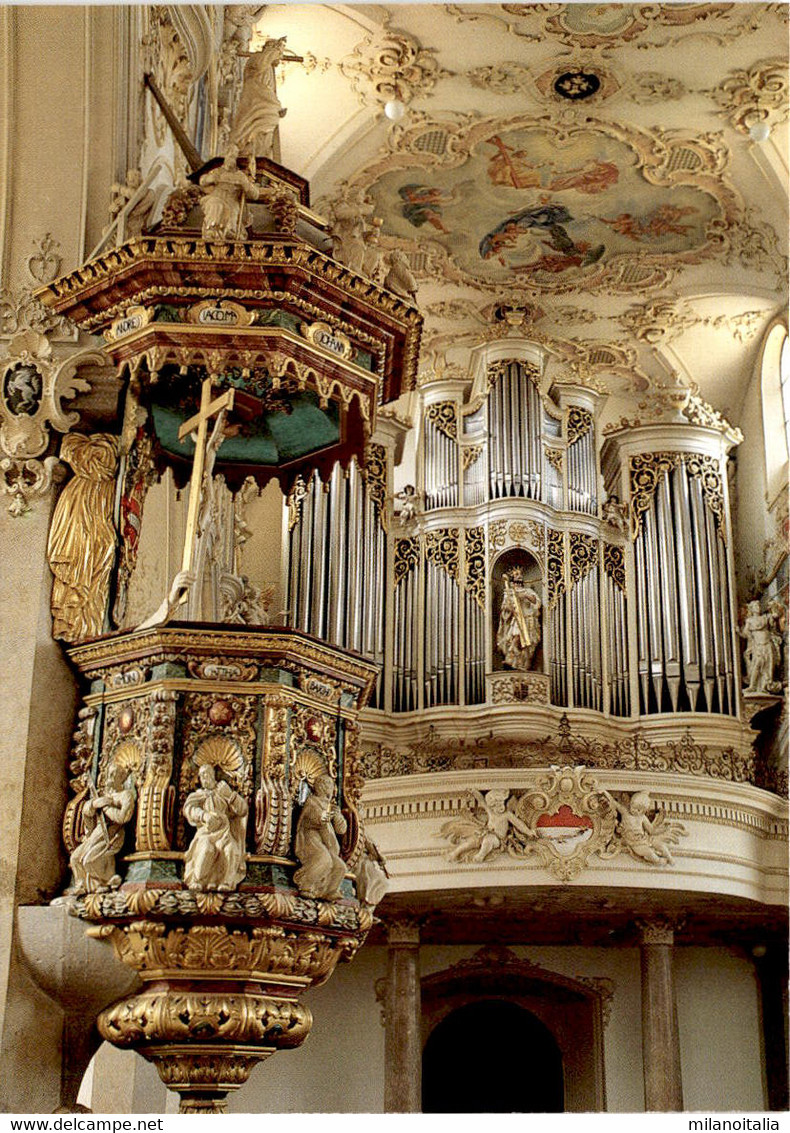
[566,406,593,447]
[569,533,598,588]
[464,525,486,608]
[136,689,178,852]
[628,451,725,541]
[603,544,626,594]
[425,400,458,441]
[425,528,460,582]
[365,442,388,531]
[546,528,566,611]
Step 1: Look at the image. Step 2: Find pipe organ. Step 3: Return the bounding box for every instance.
[286,452,387,708]
[283,354,741,724]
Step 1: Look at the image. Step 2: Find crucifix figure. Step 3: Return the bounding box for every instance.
[136,377,236,630]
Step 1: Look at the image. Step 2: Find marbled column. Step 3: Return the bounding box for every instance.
[383,918,422,1113]
[638,918,683,1111]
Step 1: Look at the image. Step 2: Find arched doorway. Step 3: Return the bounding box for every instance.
[422,999,564,1113]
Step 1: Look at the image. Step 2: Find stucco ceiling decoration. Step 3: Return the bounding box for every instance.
[339,25,449,109]
[446,3,766,51]
[356,113,740,297]
[705,57,789,134]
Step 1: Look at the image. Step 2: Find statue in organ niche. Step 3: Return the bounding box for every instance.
[497,567,542,671]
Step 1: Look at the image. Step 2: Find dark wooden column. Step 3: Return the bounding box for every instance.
[383,918,422,1113]
[638,918,683,1111]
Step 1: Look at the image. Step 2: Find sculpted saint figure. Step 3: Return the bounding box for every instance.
[66,764,136,895]
[497,568,541,671]
[740,599,783,694]
[199,144,265,241]
[47,433,119,642]
[183,764,248,891]
[293,774,348,900]
[229,37,289,159]
[602,789,684,866]
[442,788,533,863]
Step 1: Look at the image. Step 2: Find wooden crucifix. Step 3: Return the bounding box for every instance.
[178,377,236,579]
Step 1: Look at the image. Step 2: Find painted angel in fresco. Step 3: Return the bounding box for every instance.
[497,568,541,671]
[479,204,605,272]
[442,788,533,863]
[398,184,453,234]
[599,204,697,242]
[183,763,248,891]
[602,790,685,865]
[486,136,619,196]
[65,764,137,895]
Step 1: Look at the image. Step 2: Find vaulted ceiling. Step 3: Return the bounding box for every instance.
[249,3,788,427]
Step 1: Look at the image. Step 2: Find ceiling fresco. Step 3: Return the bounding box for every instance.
[248,2,788,415]
[364,118,731,292]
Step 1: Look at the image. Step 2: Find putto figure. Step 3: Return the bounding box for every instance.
[293,774,348,900]
[65,764,136,895]
[441,787,533,863]
[602,789,685,865]
[497,567,541,671]
[183,764,248,891]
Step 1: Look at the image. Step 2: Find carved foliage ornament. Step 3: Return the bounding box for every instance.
[706,57,789,135]
[629,451,725,542]
[364,442,388,532]
[566,406,593,447]
[425,527,460,583]
[570,533,598,588]
[546,528,566,610]
[394,535,419,586]
[340,29,448,108]
[603,544,626,594]
[464,526,486,609]
[425,400,458,441]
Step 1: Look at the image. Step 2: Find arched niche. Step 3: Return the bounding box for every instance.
[421,946,608,1112]
[492,548,544,673]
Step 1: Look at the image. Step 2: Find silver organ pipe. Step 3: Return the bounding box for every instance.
[285,455,388,708]
[603,545,629,717]
[487,362,546,501]
[630,452,736,717]
[566,407,597,516]
[423,403,458,511]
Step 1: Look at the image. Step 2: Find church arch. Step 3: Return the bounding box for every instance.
[421,946,608,1112]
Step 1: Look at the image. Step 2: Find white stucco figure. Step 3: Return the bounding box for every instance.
[199,145,264,241]
[740,599,783,694]
[355,837,389,907]
[442,787,533,863]
[183,764,248,891]
[229,37,289,159]
[603,789,685,865]
[293,774,347,900]
[66,764,136,894]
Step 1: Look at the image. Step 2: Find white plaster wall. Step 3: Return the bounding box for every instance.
[676,947,765,1112]
[218,942,765,1115]
[228,945,387,1113]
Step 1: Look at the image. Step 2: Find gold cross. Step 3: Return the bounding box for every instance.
[178,377,235,575]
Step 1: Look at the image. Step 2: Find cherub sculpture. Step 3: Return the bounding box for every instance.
[183,763,248,891]
[739,599,784,694]
[602,789,685,865]
[293,774,348,900]
[65,764,136,895]
[393,484,422,526]
[441,788,533,863]
[601,494,629,535]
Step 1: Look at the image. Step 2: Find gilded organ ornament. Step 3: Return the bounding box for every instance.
[425,528,460,581]
[425,400,458,441]
[464,526,486,609]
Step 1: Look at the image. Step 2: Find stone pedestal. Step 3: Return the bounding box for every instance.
[383,919,422,1113]
[639,919,683,1111]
